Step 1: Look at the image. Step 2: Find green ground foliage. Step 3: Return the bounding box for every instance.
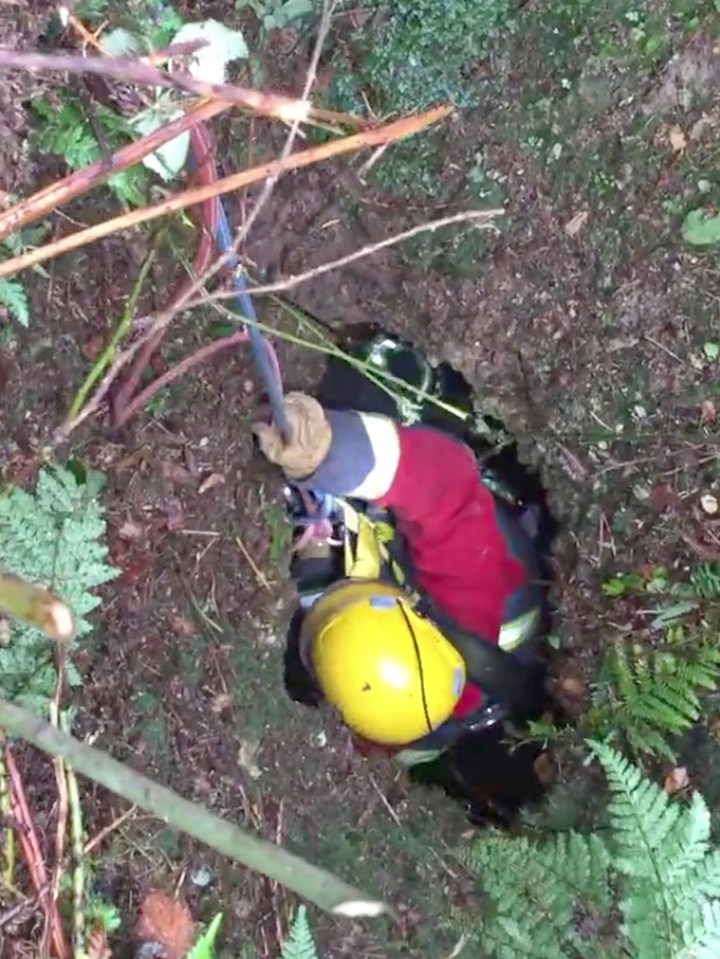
[458,744,720,959]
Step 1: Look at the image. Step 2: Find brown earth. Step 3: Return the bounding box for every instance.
[1,2,719,957]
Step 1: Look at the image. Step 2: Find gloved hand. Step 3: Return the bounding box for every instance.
[252,392,332,479]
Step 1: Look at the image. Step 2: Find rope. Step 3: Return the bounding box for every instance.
[188,129,291,442]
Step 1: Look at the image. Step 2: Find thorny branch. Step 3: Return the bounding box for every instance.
[0,48,358,126]
[0,106,450,280]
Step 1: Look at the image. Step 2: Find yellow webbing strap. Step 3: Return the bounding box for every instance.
[338,499,405,584]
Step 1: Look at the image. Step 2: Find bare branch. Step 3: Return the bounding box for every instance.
[0,48,362,126]
[0,106,452,280]
[186,209,504,306]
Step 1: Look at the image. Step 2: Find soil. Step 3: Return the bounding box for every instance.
[1,1,720,958]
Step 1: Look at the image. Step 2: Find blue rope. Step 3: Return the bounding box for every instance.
[186,143,290,440]
[211,196,292,440]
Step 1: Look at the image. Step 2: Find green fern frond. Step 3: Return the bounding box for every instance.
[689,563,720,599]
[31,97,148,206]
[187,912,223,959]
[459,829,610,959]
[680,901,720,959]
[596,639,720,760]
[280,906,318,959]
[592,742,720,959]
[0,467,117,708]
[0,277,30,327]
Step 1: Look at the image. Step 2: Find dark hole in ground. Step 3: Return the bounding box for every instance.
[324,322,559,554]
[282,324,563,827]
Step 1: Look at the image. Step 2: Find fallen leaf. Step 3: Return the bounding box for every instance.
[82,334,106,361]
[198,472,225,495]
[564,210,588,236]
[533,750,557,786]
[118,519,144,541]
[162,498,185,532]
[664,766,690,795]
[136,891,194,959]
[700,399,717,424]
[86,921,111,959]
[647,484,678,511]
[211,692,233,714]
[668,125,687,154]
[170,615,194,638]
[238,740,262,779]
[690,114,716,141]
[161,461,194,486]
[552,668,587,717]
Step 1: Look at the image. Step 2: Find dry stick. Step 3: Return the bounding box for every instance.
[61,712,85,957]
[0,573,74,643]
[227,0,336,272]
[0,49,364,127]
[47,699,68,959]
[56,202,473,439]
[67,13,207,65]
[0,105,450,279]
[0,699,388,918]
[193,209,504,307]
[83,804,138,856]
[117,328,250,424]
[0,99,233,241]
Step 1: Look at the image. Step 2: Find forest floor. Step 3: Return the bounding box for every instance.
[1,1,720,957]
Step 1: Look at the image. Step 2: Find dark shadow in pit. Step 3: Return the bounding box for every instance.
[281,323,564,826]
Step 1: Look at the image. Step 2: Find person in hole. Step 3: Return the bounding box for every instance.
[253,333,559,823]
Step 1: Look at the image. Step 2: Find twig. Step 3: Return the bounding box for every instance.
[192,209,503,307]
[0,49,364,126]
[67,13,207,65]
[0,106,451,280]
[113,328,251,424]
[47,698,68,959]
[228,0,337,268]
[119,5,336,432]
[235,536,272,592]
[67,234,161,417]
[0,746,13,888]
[61,712,86,957]
[0,99,233,242]
[0,893,39,930]
[368,774,402,828]
[83,804,138,856]
[4,742,69,958]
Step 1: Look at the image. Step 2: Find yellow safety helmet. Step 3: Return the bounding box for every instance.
[299,580,467,745]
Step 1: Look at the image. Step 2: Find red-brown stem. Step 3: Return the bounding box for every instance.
[111,123,219,426]
[5,745,69,958]
[117,329,251,424]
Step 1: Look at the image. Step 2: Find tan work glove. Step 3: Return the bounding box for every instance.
[252,392,332,479]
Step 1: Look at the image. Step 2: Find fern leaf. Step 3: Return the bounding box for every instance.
[600,639,720,760]
[591,741,720,959]
[280,906,318,959]
[186,912,223,959]
[0,467,117,706]
[460,829,610,959]
[0,277,30,327]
